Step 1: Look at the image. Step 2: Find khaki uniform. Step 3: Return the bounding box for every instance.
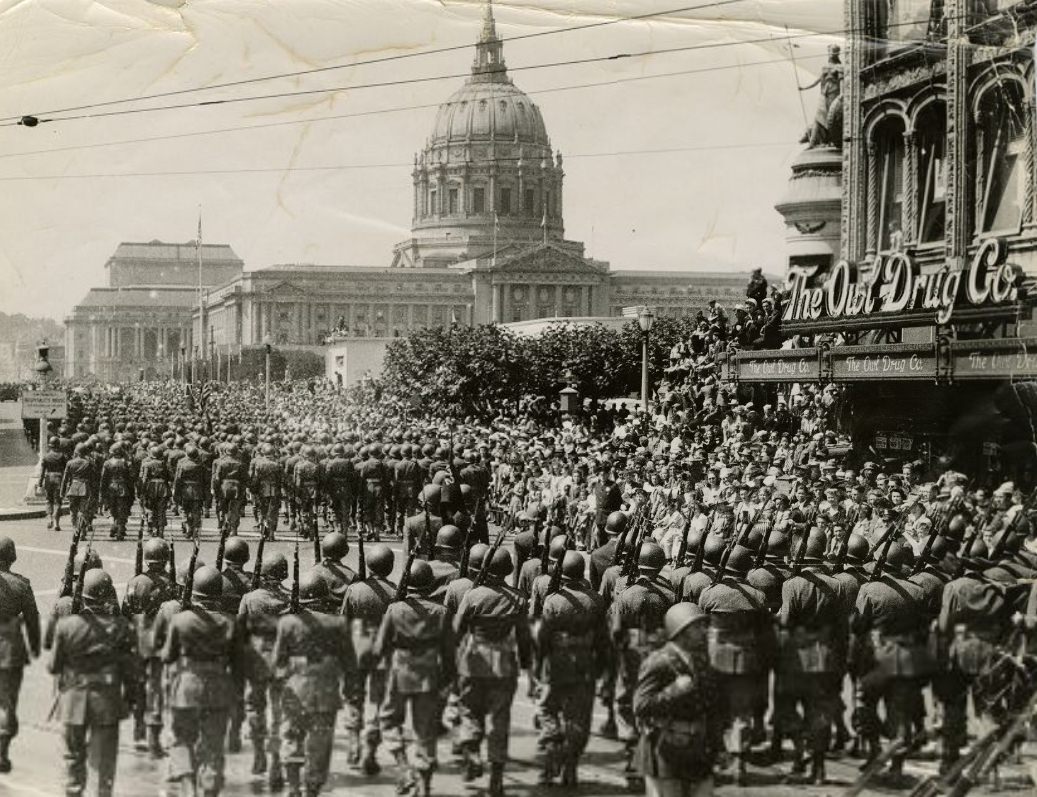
[273,609,353,794]
[211,454,246,534]
[250,456,282,536]
[0,568,40,749]
[138,456,170,535]
[122,567,175,735]
[49,608,135,797]
[239,582,290,766]
[162,601,244,794]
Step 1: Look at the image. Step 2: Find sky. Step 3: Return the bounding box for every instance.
[0,0,843,322]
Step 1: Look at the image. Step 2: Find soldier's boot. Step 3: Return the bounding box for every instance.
[393,751,415,796]
[251,743,268,775]
[488,763,505,797]
[133,714,146,749]
[939,744,960,776]
[598,707,618,740]
[560,757,578,788]
[769,732,784,762]
[461,747,483,782]
[285,763,302,797]
[345,731,361,769]
[268,751,285,791]
[810,752,827,785]
[732,754,748,787]
[360,741,381,776]
[226,714,242,753]
[147,726,165,759]
[177,775,198,797]
[0,735,11,773]
[537,744,559,786]
[789,738,807,775]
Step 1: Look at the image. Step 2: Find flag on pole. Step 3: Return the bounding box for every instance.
[541,208,548,244]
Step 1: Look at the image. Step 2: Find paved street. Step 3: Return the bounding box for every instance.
[0,466,1032,796]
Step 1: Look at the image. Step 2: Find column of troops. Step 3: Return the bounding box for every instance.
[5,419,1037,797]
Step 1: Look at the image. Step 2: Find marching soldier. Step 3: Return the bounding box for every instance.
[0,538,40,772]
[374,560,455,797]
[341,543,396,773]
[162,565,245,796]
[273,572,354,797]
[393,445,422,537]
[429,525,463,602]
[453,548,532,796]
[211,442,246,535]
[173,445,207,539]
[935,537,1010,772]
[251,443,283,539]
[44,549,105,650]
[609,542,674,788]
[61,443,96,532]
[139,445,171,537]
[459,449,491,545]
[698,544,769,785]
[589,511,627,591]
[294,446,322,539]
[323,444,356,534]
[310,531,357,604]
[100,443,132,540]
[220,537,251,753]
[850,540,931,780]
[38,436,67,530]
[776,531,843,784]
[359,443,389,540]
[404,485,443,557]
[239,552,292,787]
[122,538,175,759]
[49,569,135,797]
[536,550,607,787]
[633,603,722,797]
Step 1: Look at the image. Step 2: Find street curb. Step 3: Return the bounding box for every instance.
[0,507,47,521]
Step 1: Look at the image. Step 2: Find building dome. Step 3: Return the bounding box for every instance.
[430,81,549,148]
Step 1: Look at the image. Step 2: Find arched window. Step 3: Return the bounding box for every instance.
[870,116,906,252]
[916,102,947,243]
[974,79,1027,235]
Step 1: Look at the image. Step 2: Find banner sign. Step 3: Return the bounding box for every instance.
[21,389,67,419]
[735,348,818,382]
[950,339,1037,380]
[875,432,914,452]
[783,238,1019,325]
[830,345,937,381]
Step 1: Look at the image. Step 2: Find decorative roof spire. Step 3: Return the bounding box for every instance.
[472,0,507,83]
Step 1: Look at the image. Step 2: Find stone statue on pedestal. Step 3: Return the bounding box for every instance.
[799,45,844,149]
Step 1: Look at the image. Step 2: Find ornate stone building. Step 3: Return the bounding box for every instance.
[64,241,244,379]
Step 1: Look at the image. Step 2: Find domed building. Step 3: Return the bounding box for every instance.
[391,1,573,268]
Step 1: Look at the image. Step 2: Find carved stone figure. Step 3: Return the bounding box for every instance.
[799,45,844,149]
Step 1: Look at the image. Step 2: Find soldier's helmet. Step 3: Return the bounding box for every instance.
[226,442,239,457]
[883,540,914,573]
[400,444,412,458]
[703,533,727,565]
[388,445,402,459]
[432,470,450,487]
[961,538,991,570]
[261,443,275,457]
[665,602,708,640]
[184,444,198,460]
[369,443,384,458]
[298,571,330,604]
[922,535,953,565]
[845,533,870,563]
[435,525,463,551]
[489,548,514,578]
[683,528,704,557]
[261,552,289,581]
[421,485,442,512]
[321,532,349,560]
[48,435,60,448]
[82,569,116,606]
[223,537,250,565]
[548,535,568,562]
[724,544,754,575]
[367,544,395,578]
[561,550,584,581]
[143,538,170,564]
[74,443,88,457]
[300,445,314,459]
[799,530,828,564]
[176,557,205,586]
[149,445,162,458]
[74,549,103,573]
[421,443,436,457]
[108,442,123,457]
[946,512,969,541]
[192,566,223,599]
[766,531,790,558]
[605,511,628,535]
[407,560,434,593]
[638,542,666,573]
[467,543,490,574]
[331,443,345,457]
[0,537,15,565]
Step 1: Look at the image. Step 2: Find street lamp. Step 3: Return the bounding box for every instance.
[179,345,186,384]
[637,307,655,425]
[264,334,273,408]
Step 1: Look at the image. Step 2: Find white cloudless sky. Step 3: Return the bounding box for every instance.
[0,0,842,321]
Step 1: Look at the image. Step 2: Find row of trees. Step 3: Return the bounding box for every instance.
[381,318,699,413]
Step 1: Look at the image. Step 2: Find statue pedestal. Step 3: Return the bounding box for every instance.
[773,145,843,272]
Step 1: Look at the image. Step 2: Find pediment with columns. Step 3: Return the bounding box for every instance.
[489,243,607,279]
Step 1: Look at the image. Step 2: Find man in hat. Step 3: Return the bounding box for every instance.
[374,559,455,797]
[634,602,722,797]
[38,436,67,531]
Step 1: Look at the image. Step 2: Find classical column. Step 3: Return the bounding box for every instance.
[1025,102,1035,227]
[903,130,917,244]
[944,0,972,262]
[491,283,501,323]
[407,304,415,329]
[554,285,562,317]
[865,139,878,256]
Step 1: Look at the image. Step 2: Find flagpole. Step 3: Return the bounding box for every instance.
[492,212,498,267]
[196,207,205,382]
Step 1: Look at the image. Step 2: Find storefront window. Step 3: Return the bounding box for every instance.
[472,187,485,213]
[975,81,1026,235]
[873,118,906,252]
[916,104,947,243]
